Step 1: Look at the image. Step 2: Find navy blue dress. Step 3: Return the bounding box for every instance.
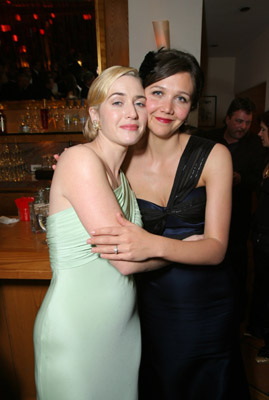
[136,135,249,400]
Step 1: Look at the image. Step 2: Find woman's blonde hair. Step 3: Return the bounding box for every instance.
[84,65,140,141]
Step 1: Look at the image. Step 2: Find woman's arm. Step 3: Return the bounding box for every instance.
[88,144,233,274]
[89,213,200,275]
[50,145,130,271]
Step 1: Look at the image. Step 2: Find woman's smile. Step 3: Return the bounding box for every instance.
[120,124,140,131]
[155,117,174,124]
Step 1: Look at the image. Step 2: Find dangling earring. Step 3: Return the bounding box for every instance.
[93,120,101,132]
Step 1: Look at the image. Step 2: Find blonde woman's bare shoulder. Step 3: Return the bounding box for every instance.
[54,143,105,179]
[57,143,100,165]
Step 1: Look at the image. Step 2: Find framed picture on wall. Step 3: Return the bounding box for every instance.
[198,96,217,127]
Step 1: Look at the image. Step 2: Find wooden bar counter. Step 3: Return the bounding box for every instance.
[0,220,51,400]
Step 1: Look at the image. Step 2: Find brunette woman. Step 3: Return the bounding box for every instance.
[90,49,250,399]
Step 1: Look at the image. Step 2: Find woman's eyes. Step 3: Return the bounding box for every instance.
[151,91,188,103]
[111,100,145,107]
[152,90,163,96]
[135,101,146,107]
[177,96,188,103]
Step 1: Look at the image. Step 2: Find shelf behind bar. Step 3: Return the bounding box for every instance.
[0,132,87,143]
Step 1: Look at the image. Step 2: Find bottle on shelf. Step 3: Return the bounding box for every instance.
[79,99,88,130]
[40,99,49,130]
[0,104,7,134]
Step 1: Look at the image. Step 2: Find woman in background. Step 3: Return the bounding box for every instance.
[248,110,269,364]
[89,48,250,399]
[34,66,147,400]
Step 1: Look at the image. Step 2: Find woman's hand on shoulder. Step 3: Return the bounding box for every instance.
[52,147,68,170]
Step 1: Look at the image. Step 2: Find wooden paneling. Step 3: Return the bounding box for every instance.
[242,335,269,397]
[0,281,49,400]
[0,221,51,399]
[250,386,269,400]
[104,0,129,67]
[0,284,20,399]
[95,0,107,72]
[95,0,129,70]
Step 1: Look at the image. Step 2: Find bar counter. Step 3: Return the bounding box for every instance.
[0,219,51,280]
[0,220,51,400]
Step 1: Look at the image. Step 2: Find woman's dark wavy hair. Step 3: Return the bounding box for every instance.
[258,110,269,128]
[139,48,204,110]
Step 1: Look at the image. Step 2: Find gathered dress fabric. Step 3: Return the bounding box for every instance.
[34,172,142,400]
[136,135,249,400]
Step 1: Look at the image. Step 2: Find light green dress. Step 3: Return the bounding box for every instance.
[34,172,142,400]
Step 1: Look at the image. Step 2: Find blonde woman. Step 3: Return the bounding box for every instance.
[34,66,147,400]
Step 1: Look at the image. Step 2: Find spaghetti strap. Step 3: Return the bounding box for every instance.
[168,135,215,208]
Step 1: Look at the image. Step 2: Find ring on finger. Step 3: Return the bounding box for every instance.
[114,245,118,255]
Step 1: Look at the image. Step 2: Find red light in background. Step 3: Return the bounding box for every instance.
[49,19,53,25]
[33,14,39,20]
[83,14,92,20]
[6,1,12,4]
[15,14,21,21]
[50,13,55,18]
[1,25,11,32]
[19,45,27,53]
[12,34,18,42]
[39,29,45,35]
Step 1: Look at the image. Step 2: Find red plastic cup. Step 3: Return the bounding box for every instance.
[18,206,30,221]
[15,196,34,221]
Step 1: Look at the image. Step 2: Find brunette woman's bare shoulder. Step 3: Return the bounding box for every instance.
[210,142,232,161]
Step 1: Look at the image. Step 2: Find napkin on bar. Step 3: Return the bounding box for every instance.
[0,216,19,224]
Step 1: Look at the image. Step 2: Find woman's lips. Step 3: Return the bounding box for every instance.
[120,124,139,130]
[155,117,173,124]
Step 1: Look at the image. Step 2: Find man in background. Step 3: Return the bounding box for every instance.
[199,98,265,323]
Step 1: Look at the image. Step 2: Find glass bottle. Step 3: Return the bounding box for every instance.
[0,104,7,134]
[40,99,49,130]
[29,187,50,233]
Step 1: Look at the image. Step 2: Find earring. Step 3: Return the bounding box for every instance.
[93,120,100,132]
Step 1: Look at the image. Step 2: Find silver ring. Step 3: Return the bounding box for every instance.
[114,245,118,255]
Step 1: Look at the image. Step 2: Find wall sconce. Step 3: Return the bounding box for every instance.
[152,20,170,49]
